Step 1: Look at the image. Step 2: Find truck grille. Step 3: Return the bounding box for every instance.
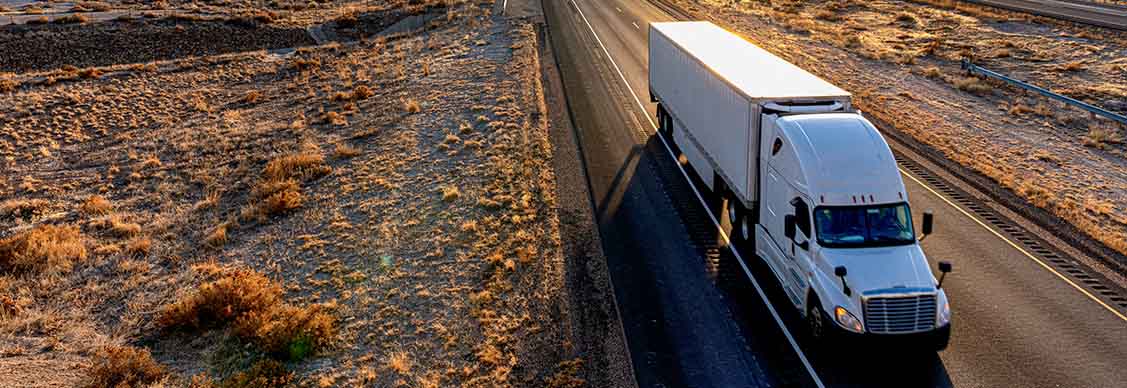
[863,294,937,334]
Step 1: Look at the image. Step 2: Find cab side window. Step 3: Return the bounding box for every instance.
[792,198,811,237]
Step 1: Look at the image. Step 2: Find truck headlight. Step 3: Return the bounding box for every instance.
[835,306,864,333]
[936,292,951,327]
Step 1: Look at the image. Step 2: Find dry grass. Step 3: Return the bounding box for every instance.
[204,224,229,248]
[441,186,461,202]
[0,225,87,274]
[80,195,113,216]
[157,269,335,360]
[86,345,168,388]
[220,359,293,388]
[262,153,330,182]
[404,98,422,114]
[386,351,412,375]
[242,90,262,104]
[124,236,152,256]
[952,76,993,95]
[55,14,90,25]
[332,143,361,159]
[1057,61,1086,72]
[0,77,17,93]
[1,199,49,220]
[1083,127,1124,149]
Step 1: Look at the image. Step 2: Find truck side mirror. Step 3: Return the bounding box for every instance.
[937,261,952,289]
[834,266,851,296]
[920,212,934,241]
[784,215,796,240]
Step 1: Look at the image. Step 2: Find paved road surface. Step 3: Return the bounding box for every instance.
[544,0,1127,386]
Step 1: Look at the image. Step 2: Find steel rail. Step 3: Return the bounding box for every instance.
[961,59,1127,127]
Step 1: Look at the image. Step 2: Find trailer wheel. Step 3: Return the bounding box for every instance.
[726,191,753,247]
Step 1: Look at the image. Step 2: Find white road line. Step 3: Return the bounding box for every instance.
[616,7,623,13]
[632,21,641,29]
[568,1,827,386]
[900,170,1127,322]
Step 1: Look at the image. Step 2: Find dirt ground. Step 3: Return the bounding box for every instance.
[670,0,1127,258]
[0,1,598,386]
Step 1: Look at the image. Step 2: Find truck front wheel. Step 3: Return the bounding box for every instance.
[807,297,831,342]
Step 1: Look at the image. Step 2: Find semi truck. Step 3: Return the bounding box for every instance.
[648,21,952,350]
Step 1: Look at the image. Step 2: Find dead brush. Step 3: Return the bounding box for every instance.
[0,77,18,93]
[204,223,229,248]
[0,224,87,274]
[814,10,841,22]
[80,195,113,216]
[157,269,335,360]
[124,236,152,256]
[85,345,168,388]
[263,153,330,182]
[242,90,262,104]
[1057,61,1086,72]
[1,199,49,220]
[952,76,993,95]
[219,359,293,387]
[78,67,103,79]
[54,14,90,24]
[158,269,283,330]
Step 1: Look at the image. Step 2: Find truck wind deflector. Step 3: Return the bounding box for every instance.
[763,102,844,114]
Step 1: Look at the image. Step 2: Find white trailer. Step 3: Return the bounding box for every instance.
[649,21,953,350]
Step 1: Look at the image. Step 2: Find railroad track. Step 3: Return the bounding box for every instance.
[962,0,1126,30]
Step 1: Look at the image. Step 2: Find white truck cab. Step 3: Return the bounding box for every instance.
[648,21,952,350]
[759,113,951,348]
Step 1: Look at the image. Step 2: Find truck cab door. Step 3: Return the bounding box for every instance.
[782,197,814,307]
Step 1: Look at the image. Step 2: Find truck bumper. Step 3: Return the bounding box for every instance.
[830,323,951,352]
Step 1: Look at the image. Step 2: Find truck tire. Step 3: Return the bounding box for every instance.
[807,295,831,343]
[727,190,751,246]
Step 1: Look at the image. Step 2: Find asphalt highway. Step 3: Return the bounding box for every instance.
[543,0,1127,387]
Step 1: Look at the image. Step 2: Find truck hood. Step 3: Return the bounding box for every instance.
[819,244,937,293]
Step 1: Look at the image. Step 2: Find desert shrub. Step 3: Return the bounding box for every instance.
[0,77,18,93]
[0,224,86,274]
[0,199,48,220]
[55,14,90,24]
[260,189,303,216]
[404,99,422,113]
[262,153,330,182]
[234,303,335,360]
[0,294,20,319]
[220,359,293,388]
[952,76,992,95]
[157,270,283,330]
[158,270,335,360]
[80,195,113,216]
[86,345,168,388]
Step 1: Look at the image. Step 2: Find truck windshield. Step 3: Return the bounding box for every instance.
[814,203,915,248]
